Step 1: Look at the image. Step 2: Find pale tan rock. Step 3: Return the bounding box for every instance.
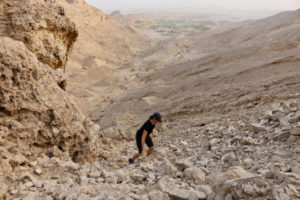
[88,171,101,178]
[140,194,150,200]
[103,127,123,140]
[168,189,206,200]
[184,167,206,185]
[128,193,141,200]
[181,140,189,146]
[140,163,155,172]
[155,123,168,132]
[196,185,214,196]
[175,159,193,171]
[224,193,233,200]
[0,177,9,199]
[149,190,170,200]
[40,196,53,200]
[209,138,220,147]
[273,131,291,141]
[10,153,28,168]
[0,0,78,70]
[157,161,177,178]
[156,176,177,193]
[34,167,43,175]
[223,176,270,199]
[23,192,39,200]
[101,170,112,179]
[273,149,292,158]
[114,169,128,183]
[213,166,255,195]
[0,158,12,175]
[130,169,146,183]
[25,181,34,188]
[77,193,90,200]
[79,175,89,186]
[58,160,79,171]
[51,146,69,160]
[250,123,267,133]
[123,129,136,141]
[241,137,256,145]
[106,176,118,184]
[221,152,236,165]
[290,128,300,136]
[29,161,38,168]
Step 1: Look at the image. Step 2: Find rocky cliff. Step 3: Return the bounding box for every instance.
[0,0,100,197]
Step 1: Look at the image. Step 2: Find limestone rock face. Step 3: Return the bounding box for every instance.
[0,0,78,70]
[0,0,97,177]
[0,37,96,166]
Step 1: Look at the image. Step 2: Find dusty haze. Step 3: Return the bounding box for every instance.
[86,0,300,18]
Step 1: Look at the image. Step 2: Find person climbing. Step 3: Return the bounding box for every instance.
[128,112,163,164]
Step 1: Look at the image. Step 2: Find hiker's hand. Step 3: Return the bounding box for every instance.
[142,150,147,158]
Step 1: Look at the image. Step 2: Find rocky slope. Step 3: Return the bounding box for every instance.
[86,9,299,200]
[97,9,300,129]
[4,97,300,199]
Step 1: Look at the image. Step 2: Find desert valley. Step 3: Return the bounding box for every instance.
[0,0,299,199]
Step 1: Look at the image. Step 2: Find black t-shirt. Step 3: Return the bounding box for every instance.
[136,119,155,138]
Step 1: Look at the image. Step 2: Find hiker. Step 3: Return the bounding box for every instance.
[129,112,163,164]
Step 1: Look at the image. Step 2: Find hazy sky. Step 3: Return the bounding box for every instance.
[85,0,300,13]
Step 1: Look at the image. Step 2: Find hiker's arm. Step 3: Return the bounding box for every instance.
[141,130,148,156]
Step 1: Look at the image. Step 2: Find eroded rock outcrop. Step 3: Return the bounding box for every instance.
[0,0,78,70]
[0,37,97,164]
[0,1,99,189]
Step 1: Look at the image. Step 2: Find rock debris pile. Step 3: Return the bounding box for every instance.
[3,99,299,199]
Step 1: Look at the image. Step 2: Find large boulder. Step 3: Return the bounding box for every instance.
[0,37,97,165]
[0,0,99,179]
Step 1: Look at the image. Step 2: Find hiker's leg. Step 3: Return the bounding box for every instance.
[145,136,154,156]
[133,135,143,161]
[147,147,154,156]
[132,153,141,161]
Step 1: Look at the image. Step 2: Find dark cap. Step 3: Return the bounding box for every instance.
[152,112,162,122]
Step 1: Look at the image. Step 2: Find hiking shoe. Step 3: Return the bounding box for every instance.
[128,158,134,164]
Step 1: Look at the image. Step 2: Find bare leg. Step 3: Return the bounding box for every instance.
[147,147,154,156]
[132,153,141,161]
